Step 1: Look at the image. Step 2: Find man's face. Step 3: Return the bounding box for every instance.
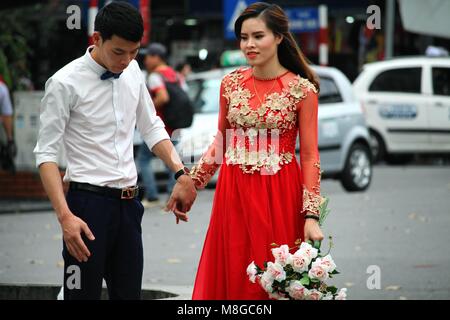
[93,33,140,73]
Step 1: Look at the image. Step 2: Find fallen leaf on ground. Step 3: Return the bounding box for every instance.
[166,258,182,264]
[344,282,354,287]
[53,234,62,241]
[385,285,401,291]
[408,213,417,220]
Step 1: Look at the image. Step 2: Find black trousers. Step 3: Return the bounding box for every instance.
[63,189,145,300]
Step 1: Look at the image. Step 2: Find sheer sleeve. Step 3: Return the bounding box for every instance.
[298,88,322,217]
[189,79,230,189]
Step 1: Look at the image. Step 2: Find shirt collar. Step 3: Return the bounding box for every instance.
[84,46,107,75]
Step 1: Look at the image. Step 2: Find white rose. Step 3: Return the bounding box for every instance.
[266,262,286,282]
[322,292,334,300]
[288,281,308,300]
[319,255,337,273]
[335,288,347,300]
[246,261,258,283]
[271,245,290,266]
[259,271,274,293]
[308,289,323,300]
[308,265,329,282]
[298,242,319,260]
[268,291,289,300]
[287,251,311,273]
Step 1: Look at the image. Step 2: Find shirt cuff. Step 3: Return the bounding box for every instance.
[142,128,171,151]
[35,153,59,168]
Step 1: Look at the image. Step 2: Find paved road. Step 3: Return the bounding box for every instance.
[1,165,449,299]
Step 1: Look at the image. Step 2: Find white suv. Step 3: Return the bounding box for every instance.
[353,57,450,163]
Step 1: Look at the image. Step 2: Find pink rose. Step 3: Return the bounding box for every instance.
[298,242,319,260]
[266,262,286,282]
[318,255,336,273]
[308,265,329,282]
[308,289,323,300]
[271,245,290,266]
[287,251,311,273]
[288,281,309,300]
[259,272,274,293]
[335,288,347,300]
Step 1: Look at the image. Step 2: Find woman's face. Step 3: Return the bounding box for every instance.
[239,17,282,68]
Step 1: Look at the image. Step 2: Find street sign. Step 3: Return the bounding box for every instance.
[285,7,319,32]
[223,0,257,39]
[220,50,247,67]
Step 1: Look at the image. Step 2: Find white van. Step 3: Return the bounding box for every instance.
[353,57,450,163]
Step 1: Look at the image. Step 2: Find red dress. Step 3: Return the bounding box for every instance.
[190,67,322,300]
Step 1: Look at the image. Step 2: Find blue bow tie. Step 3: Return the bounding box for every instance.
[100,70,122,80]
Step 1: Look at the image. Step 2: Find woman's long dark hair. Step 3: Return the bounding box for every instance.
[234,2,319,91]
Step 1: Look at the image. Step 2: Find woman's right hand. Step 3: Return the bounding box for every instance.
[304,218,324,245]
[60,213,95,263]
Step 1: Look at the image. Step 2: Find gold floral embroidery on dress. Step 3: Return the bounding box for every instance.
[302,186,322,216]
[223,70,317,132]
[313,161,321,194]
[189,156,219,189]
[225,145,293,175]
[289,76,318,99]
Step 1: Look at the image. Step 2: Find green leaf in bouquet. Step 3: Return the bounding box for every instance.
[318,196,331,227]
[330,270,340,275]
[300,275,310,286]
[326,286,338,295]
[310,278,320,283]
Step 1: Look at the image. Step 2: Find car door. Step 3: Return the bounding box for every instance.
[364,66,430,152]
[427,65,450,147]
[317,75,348,173]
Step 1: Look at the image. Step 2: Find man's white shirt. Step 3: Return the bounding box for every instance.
[34,47,170,188]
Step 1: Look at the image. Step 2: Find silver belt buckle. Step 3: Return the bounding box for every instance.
[121,186,138,199]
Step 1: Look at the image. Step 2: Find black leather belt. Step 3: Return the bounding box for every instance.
[69,182,139,200]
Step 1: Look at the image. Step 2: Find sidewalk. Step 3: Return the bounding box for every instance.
[0,200,52,214]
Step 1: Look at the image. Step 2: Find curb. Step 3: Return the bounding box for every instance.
[0,283,178,300]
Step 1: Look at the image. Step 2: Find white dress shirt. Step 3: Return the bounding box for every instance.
[34,47,170,188]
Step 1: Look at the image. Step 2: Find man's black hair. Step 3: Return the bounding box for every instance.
[94,1,143,42]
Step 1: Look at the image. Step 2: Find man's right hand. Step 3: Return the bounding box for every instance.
[60,213,95,263]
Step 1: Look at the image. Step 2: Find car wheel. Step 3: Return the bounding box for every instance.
[341,143,372,192]
[369,130,385,163]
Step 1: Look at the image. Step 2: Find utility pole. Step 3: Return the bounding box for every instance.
[385,0,395,59]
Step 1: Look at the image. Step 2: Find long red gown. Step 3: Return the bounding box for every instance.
[189,67,322,300]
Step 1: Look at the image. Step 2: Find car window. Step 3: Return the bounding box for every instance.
[369,67,421,93]
[318,76,342,104]
[188,79,221,114]
[432,67,450,96]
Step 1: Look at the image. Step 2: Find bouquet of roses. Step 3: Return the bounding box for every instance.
[246,197,347,300]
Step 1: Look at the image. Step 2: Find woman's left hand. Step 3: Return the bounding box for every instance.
[304,218,324,244]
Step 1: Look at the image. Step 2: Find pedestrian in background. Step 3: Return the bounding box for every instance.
[175,61,192,92]
[137,43,186,208]
[0,74,16,172]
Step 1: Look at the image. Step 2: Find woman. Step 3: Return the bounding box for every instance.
[190,2,324,299]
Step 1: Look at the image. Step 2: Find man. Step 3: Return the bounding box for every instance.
[136,43,181,208]
[34,2,196,300]
[0,75,16,171]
